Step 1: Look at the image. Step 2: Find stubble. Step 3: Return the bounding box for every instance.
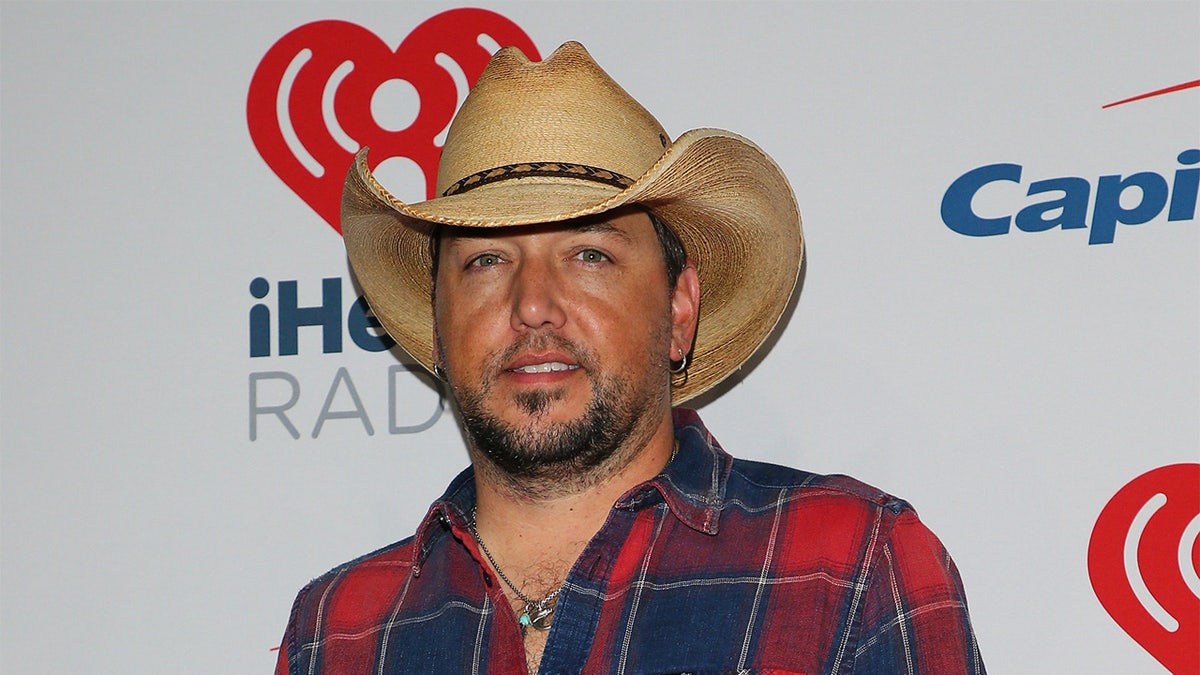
[444,330,671,500]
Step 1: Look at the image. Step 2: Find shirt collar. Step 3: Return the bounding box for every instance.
[613,407,731,535]
[411,407,732,562]
[411,467,476,566]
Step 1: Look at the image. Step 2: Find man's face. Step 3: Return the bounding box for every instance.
[433,208,693,487]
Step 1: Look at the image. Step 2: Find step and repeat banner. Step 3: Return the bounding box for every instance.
[2,2,1197,673]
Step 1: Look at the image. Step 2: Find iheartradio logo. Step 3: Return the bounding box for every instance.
[247,9,539,233]
[1088,463,1200,674]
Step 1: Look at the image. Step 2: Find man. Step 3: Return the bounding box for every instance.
[277,42,984,674]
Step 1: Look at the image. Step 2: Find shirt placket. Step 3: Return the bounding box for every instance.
[440,508,530,673]
[535,508,636,675]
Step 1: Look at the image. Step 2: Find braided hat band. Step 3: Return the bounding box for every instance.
[442,162,634,197]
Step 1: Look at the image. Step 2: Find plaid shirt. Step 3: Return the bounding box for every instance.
[277,408,984,674]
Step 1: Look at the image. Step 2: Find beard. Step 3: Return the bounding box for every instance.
[445,331,670,496]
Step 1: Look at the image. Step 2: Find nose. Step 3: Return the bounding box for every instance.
[510,257,567,332]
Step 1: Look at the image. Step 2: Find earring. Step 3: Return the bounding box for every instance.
[669,347,689,374]
[432,363,447,381]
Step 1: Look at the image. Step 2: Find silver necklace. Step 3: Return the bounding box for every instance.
[468,507,563,635]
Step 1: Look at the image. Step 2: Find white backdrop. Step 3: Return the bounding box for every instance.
[2,2,1197,673]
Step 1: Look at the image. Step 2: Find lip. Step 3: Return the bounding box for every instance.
[502,351,582,382]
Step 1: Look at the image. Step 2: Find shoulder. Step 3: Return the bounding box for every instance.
[285,536,419,637]
[296,535,417,599]
[716,457,930,573]
[726,456,913,517]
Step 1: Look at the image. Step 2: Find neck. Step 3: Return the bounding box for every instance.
[469,410,676,584]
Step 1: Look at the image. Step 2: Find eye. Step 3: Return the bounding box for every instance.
[574,249,610,263]
[469,253,503,268]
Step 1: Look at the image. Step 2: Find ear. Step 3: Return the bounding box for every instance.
[669,262,700,360]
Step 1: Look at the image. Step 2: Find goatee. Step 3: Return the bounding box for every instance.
[447,334,668,496]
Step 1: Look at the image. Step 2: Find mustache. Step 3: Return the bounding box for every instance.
[490,332,597,375]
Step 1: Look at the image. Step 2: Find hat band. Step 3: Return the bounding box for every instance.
[442,161,634,197]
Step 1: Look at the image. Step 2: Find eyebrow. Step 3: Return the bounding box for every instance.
[574,220,633,243]
[440,219,634,250]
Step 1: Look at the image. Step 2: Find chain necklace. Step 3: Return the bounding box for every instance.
[468,507,563,635]
[466,443,678,635]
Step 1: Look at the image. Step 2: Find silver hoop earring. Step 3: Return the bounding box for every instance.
[669,349,689,375]
[432,363,447,381]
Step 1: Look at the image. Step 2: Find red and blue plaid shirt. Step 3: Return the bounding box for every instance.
[277,408,984,674]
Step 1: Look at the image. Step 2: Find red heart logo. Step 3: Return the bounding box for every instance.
[247,10,539,233]
[1088,463,1200,674]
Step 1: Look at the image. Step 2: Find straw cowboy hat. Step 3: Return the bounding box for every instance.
[342,41,803,404]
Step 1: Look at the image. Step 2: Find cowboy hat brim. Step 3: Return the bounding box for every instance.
[342,128,803,404]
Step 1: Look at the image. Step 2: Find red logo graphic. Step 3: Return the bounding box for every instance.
[1088,463,1200,674]
[247,10,539,233]
[1103,79,1200,108]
